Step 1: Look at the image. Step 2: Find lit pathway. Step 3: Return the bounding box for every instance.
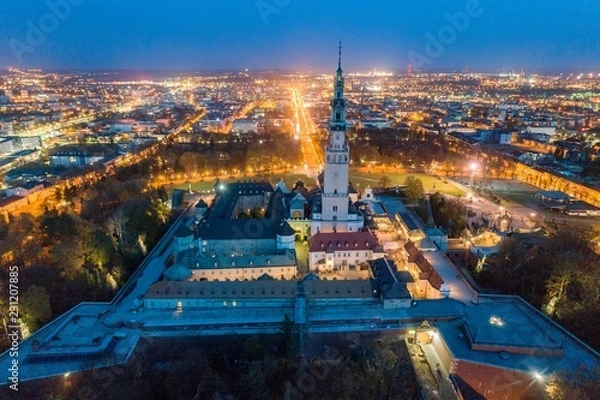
[421,251,478,304]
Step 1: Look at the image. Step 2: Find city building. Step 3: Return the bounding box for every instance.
[311,45,365,235]
[403,241,445,299]
[231,118,259,134]
[5,181,44,197]
[49,151,105,168]
[369,258,414,309]
[169,181,298,281]
[0,138,14,155]
[308,230,382,274]
[143,276,379,311]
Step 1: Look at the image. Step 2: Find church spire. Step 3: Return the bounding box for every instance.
[330,42,347,130]
[337,41,343,73]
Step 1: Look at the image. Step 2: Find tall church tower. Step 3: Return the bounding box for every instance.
[321,42,350,231]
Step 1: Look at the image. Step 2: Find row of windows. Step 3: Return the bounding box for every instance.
[319,252,369,258]
[197,268,294,276]
[327,154,348,163]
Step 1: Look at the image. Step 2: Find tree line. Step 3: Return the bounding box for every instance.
[0,160,171,350]
[474,228,600,351]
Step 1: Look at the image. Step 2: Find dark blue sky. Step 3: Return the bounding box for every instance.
[1,0,599,72]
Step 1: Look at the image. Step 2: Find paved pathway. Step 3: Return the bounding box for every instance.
[422,251,478,304]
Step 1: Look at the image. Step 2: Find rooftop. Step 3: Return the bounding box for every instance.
[197,180,296,241]
[309,230,380,253]
[437,296,600,375]
[144,279,376,300]
[186,250,296,270]
[463,300,563,352]
[397,211,426,232]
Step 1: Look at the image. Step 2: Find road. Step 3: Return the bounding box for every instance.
[291,89,323,178]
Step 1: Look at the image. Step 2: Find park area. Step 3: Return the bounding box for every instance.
[349,171,465,197]
[166,171,466,198]
[484,179,600,232]
[165,172,317,195]
[164,170,600,232]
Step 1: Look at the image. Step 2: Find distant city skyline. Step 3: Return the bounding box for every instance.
[1,0,600,72]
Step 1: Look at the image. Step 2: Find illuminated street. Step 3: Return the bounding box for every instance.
[292,88,323,178]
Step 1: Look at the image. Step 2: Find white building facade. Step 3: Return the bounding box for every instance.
[312,44,364,235]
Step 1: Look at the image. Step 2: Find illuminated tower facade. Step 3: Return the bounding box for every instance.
[311,43,363,235]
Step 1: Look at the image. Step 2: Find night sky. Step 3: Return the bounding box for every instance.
[1,0,599,72]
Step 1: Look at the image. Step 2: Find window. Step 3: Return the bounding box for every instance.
[336,112,341,120]
[333,206,338,212]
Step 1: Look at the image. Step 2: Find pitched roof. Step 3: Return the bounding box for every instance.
[277,221,296,236]
[197,180,290,241]
[427,271,444,290]
[309,231,379,253]
[195,199,208,208]
[404,241,421,260]
[163,263,192,281]
[406,241,444,290]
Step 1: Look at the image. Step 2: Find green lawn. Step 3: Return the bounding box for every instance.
[164,171,465,198]
[165,172,316,195]
[348,171,466,197]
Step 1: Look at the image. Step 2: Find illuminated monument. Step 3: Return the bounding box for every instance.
[311,43,364,235]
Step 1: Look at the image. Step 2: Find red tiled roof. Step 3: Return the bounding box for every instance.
[309,231,379,253]
[427,271,444,290]
[415,255,433,274]
[404,241,420,260]
[454,361,544,400]
[408,243,444,290]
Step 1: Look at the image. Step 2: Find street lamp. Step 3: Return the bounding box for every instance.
[469,161,479,188]
[530,212,537,228]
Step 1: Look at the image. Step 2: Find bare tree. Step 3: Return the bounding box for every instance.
[106,208,129,250]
